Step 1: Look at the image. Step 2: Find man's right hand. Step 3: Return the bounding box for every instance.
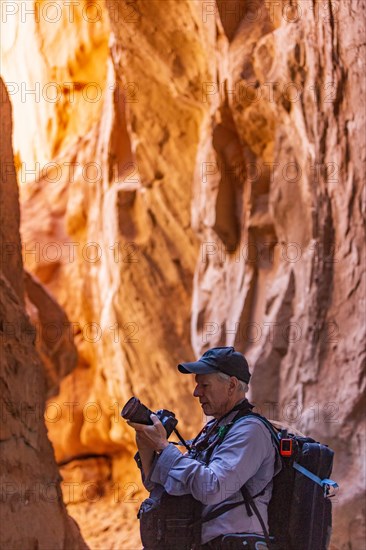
[128,414,169,453]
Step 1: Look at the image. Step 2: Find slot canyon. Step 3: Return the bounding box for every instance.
[0,1,365,549]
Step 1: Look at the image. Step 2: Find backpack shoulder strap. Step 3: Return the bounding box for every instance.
[240,485,272,548]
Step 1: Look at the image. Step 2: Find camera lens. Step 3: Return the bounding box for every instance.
[121,397,153,425]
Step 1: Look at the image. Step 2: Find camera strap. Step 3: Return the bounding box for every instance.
[172,427,192,451]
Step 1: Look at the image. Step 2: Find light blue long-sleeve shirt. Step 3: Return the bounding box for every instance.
[143,412,281,544]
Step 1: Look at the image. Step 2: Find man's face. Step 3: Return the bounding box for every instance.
[193,373,231,418]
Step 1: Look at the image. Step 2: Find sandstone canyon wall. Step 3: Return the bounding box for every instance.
[1,1,365,549]
[0,79,89,549]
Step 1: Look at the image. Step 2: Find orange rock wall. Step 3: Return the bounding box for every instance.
[1,1,365,548]
[0,78,88,550]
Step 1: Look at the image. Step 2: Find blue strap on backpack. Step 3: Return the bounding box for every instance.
[293,462,339,496]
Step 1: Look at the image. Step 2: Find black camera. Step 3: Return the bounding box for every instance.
[121,397,178,438]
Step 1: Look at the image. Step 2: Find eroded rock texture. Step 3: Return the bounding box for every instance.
[1,0,365,548]
[0,79,88,549]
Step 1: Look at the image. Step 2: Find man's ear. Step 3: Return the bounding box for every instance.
[228,376,238,394]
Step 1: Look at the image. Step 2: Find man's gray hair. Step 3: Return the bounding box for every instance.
[215,371,248,394]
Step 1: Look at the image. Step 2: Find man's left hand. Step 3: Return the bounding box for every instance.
[127,413,169,453]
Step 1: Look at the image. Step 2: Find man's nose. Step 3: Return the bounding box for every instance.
[193,385,201,397]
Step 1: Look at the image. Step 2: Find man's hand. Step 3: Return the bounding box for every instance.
[127,413,169,453]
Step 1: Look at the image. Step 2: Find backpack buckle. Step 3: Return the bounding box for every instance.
[279,429,296,457]
[280,438,293,457]
[322,479,339,498]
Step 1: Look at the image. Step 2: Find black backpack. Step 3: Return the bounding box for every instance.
[230,412,339,550]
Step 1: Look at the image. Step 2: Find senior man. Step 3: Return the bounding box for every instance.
[128,347,280,549]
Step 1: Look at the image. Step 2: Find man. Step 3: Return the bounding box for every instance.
[128,347,280,549]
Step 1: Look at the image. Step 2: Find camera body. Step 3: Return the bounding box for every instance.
[121,397,178,438]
